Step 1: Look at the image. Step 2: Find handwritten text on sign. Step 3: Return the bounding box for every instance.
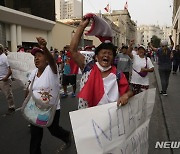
[70,88,156,154]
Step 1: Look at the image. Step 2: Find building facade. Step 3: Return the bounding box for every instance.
[0,0,99,52]
[172,0,180,46]
[104,10,137,46]
[56,0,82,20]
[137,25,172,47]
[0,4,55,52]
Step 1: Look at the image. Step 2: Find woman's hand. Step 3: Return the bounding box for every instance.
[117,94,129,107]
[79,18,90,29]
[140,68,148,72]
[36,37,47,49]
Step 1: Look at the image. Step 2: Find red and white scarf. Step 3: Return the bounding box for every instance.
[84,13,113,42]
[78,64,129,107]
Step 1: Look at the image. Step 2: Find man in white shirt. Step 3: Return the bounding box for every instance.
[0,44,15,114]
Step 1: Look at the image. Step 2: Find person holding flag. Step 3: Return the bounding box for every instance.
[69,15,133,109]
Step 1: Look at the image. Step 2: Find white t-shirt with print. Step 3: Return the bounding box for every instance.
[0,53,9,80]
[130,55,154,86]
[29,65,60,109]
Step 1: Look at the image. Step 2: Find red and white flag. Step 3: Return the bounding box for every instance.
[124,1,128,10]
[104,4,110,12]
[84,13,113,42]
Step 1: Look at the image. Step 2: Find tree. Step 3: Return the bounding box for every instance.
[151,35,161,48]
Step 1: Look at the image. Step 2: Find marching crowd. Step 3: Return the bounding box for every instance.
[0,17,180,154]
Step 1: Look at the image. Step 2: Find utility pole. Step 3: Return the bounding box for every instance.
[81,0,84,49]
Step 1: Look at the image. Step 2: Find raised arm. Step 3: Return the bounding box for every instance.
[126,40,134,59]
[36,37,57,74]
[169,35,174,50]
[70,19,90,70]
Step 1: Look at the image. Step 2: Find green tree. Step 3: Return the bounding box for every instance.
[151,35,161,48]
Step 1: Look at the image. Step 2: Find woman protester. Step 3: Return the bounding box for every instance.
[69,18,133,109]
[127,41,154,95]
[150,35,174,96]
[26,37,71,154]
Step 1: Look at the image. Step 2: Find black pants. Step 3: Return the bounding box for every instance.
[173,60,180,72]
[158,69,171,92]
[30,110,70,154]
[123,72,129,82]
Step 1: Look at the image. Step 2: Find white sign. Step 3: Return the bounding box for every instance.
[7,52,35,86]
[70,88,156,154]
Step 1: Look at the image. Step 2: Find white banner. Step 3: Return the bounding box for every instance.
[70,88,156,154]
[7,52,35,86]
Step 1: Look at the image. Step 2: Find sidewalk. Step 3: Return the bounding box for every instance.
[154,62,180,154]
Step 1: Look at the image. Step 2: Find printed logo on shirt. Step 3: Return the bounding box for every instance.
[38,88,52,104]
[119,58,129,62]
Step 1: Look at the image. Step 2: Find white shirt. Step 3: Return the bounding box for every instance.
[0,53,9,80]
[29,65,60,109]
[98,73,119,106]
[131,55,154,86]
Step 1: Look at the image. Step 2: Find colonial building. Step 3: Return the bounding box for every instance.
[104,9,137,46]
[172,0,180,45]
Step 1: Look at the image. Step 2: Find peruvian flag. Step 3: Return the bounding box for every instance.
[124,1,128,10]
[104,4,110,12]
[84,13,113,42]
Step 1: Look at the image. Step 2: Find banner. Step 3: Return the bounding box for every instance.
[70,88,156,154]
[7,52,35,86]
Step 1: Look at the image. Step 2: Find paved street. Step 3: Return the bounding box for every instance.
[0,70,179,154]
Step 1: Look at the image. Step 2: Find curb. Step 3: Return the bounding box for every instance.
[153,62,173,154]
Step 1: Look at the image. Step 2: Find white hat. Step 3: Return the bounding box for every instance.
[161,40,168,46]
[138,45,146,50]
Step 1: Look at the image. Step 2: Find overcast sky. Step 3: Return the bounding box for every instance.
[83,0,173,26]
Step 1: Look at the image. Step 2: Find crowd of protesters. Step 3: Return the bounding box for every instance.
[1,17,180,154]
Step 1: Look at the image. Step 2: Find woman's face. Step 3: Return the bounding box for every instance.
[34,52,47,69]
[96,49,114,67]
[138,48,145,57]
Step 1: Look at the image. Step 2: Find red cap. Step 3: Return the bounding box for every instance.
[31,47,44,56]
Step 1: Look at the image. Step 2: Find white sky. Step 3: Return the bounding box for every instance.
[83,0,173,26]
